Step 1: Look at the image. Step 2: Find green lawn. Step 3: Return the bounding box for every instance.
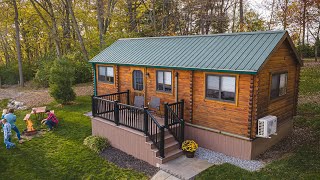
[196,63,320,179]
[0,96,147,180]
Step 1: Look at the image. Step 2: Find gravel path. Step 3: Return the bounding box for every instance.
[195,147,265,172]
[100,147,159,177]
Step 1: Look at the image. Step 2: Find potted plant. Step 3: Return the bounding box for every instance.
[181,140,198,158]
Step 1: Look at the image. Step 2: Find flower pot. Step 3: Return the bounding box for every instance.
[185,151,195,158]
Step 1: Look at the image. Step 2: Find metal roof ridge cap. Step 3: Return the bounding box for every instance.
[117,30,287,41]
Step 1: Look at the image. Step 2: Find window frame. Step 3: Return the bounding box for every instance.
[205,74,237,104]
[132,70,144,91]
[97,65,114,84]
[156,70,172,93]
[270,71,288,100]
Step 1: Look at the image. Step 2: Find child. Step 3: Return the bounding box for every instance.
[1,109,7,119]
[4,109,22,144]
[41,110,58,131]
[2,119,15,149]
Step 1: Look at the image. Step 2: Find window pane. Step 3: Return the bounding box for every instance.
[221,92,235,101]
[158,71,163,83]
[221,76,235,92]
[107,67,114,77]
[206,89,219,99]
[207,75,219,90]
[271,74,280,99]
[279,73,287,96]
[164,72,172,85]
[158,83,164,90]
[98,66,106,76]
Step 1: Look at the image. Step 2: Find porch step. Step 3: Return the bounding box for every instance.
[157,149,184,164]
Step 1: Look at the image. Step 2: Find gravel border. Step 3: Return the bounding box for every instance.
[100,147,159,177]
[195,147,265,172]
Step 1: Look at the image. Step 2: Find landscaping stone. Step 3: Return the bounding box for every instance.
[7,99,27,110]
[195,147,265,172]
[100,146,159,177]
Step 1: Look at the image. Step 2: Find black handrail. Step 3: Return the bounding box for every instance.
[92,96,116,122]
[144,110,165,158]
[165,100,185,146]
[96,90,130,104]
[118,103,144,132]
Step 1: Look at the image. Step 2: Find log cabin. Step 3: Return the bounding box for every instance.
[89,30,302,166]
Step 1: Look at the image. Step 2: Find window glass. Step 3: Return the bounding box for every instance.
[133,70,143,91]
[206,75,236,103]
[107,67,114,77]
[221,77,236,101]
[206,75,220,99]
[271,73,287,99]
[98,66,114,83]
[157,71,172,93]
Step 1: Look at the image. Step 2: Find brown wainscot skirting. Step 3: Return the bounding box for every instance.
[91,117,161,166]
[185,119,293,160]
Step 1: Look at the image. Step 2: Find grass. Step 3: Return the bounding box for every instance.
[196,64,320,179]
[299,65,320,95]
[0,96,147,180]
[0,98,9,109]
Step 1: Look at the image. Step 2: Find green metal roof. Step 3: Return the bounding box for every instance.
[89,31,295,74]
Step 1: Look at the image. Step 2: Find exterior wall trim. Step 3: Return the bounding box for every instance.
[185,122,252,141]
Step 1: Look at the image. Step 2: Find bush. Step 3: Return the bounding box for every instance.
[49,58,76,104]
[34,62,53,88]
[83,136,110,153]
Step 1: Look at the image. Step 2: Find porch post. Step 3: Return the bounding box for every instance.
[143,107,149,135]
[180,99,184,120]
[114,100,119,126]
[91,95,96,117]
[160,126,165,158]
[164,102,169,128]
[126,89,130,105]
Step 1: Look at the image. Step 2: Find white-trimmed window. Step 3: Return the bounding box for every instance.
[156,70,172,93]
[271,72,288,99]
[98,66,114,83]
[206,75,236,102]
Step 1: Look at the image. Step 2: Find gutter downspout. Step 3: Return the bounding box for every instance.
[92,63,97,96]
[175,72,178,102]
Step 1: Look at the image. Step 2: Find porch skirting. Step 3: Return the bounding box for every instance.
[185,119,293,160]
[92,117,160,166]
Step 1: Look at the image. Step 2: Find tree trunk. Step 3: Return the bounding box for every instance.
[283,0,288,30]
[97,0,105,49]
[63,0,71,52]
[12,0,24,87]
[239,0,244,32]
[67,0,89,61]
[232,0,237,32]
[302,0,306,45]
[269,0,275,30]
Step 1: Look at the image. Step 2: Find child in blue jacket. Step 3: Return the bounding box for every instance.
[2,119,15,149]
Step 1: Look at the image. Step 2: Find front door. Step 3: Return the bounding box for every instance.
[132,69,145,106]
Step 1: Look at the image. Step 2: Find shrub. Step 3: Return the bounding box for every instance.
[49,58,76,104]
[83,136,110,153]
[34,62,53,88]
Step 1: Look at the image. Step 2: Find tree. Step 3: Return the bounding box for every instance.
[49,59,76,104]
[239,0,244,31]
[66,0,89,61]
[12,0,24,87]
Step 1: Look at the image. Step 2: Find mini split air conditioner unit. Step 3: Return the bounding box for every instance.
[257,115,277,138]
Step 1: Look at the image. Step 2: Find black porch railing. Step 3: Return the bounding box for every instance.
[95,90,129,104]
[164,100,185,146]
[144,110,165,158]
[92,91,165,158]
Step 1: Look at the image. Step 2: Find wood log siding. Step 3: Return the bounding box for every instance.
[192,72,252,137]
[252,40,300,137]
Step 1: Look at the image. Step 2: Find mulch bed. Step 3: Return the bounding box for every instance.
[100,147,159,177]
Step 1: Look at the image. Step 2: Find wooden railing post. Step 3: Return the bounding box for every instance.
[164,103,169,128]
[180,99,184,120]
[114,100,119,126]
[143,107,149,135]
[126,89,130,105]
[160,126,165,158]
